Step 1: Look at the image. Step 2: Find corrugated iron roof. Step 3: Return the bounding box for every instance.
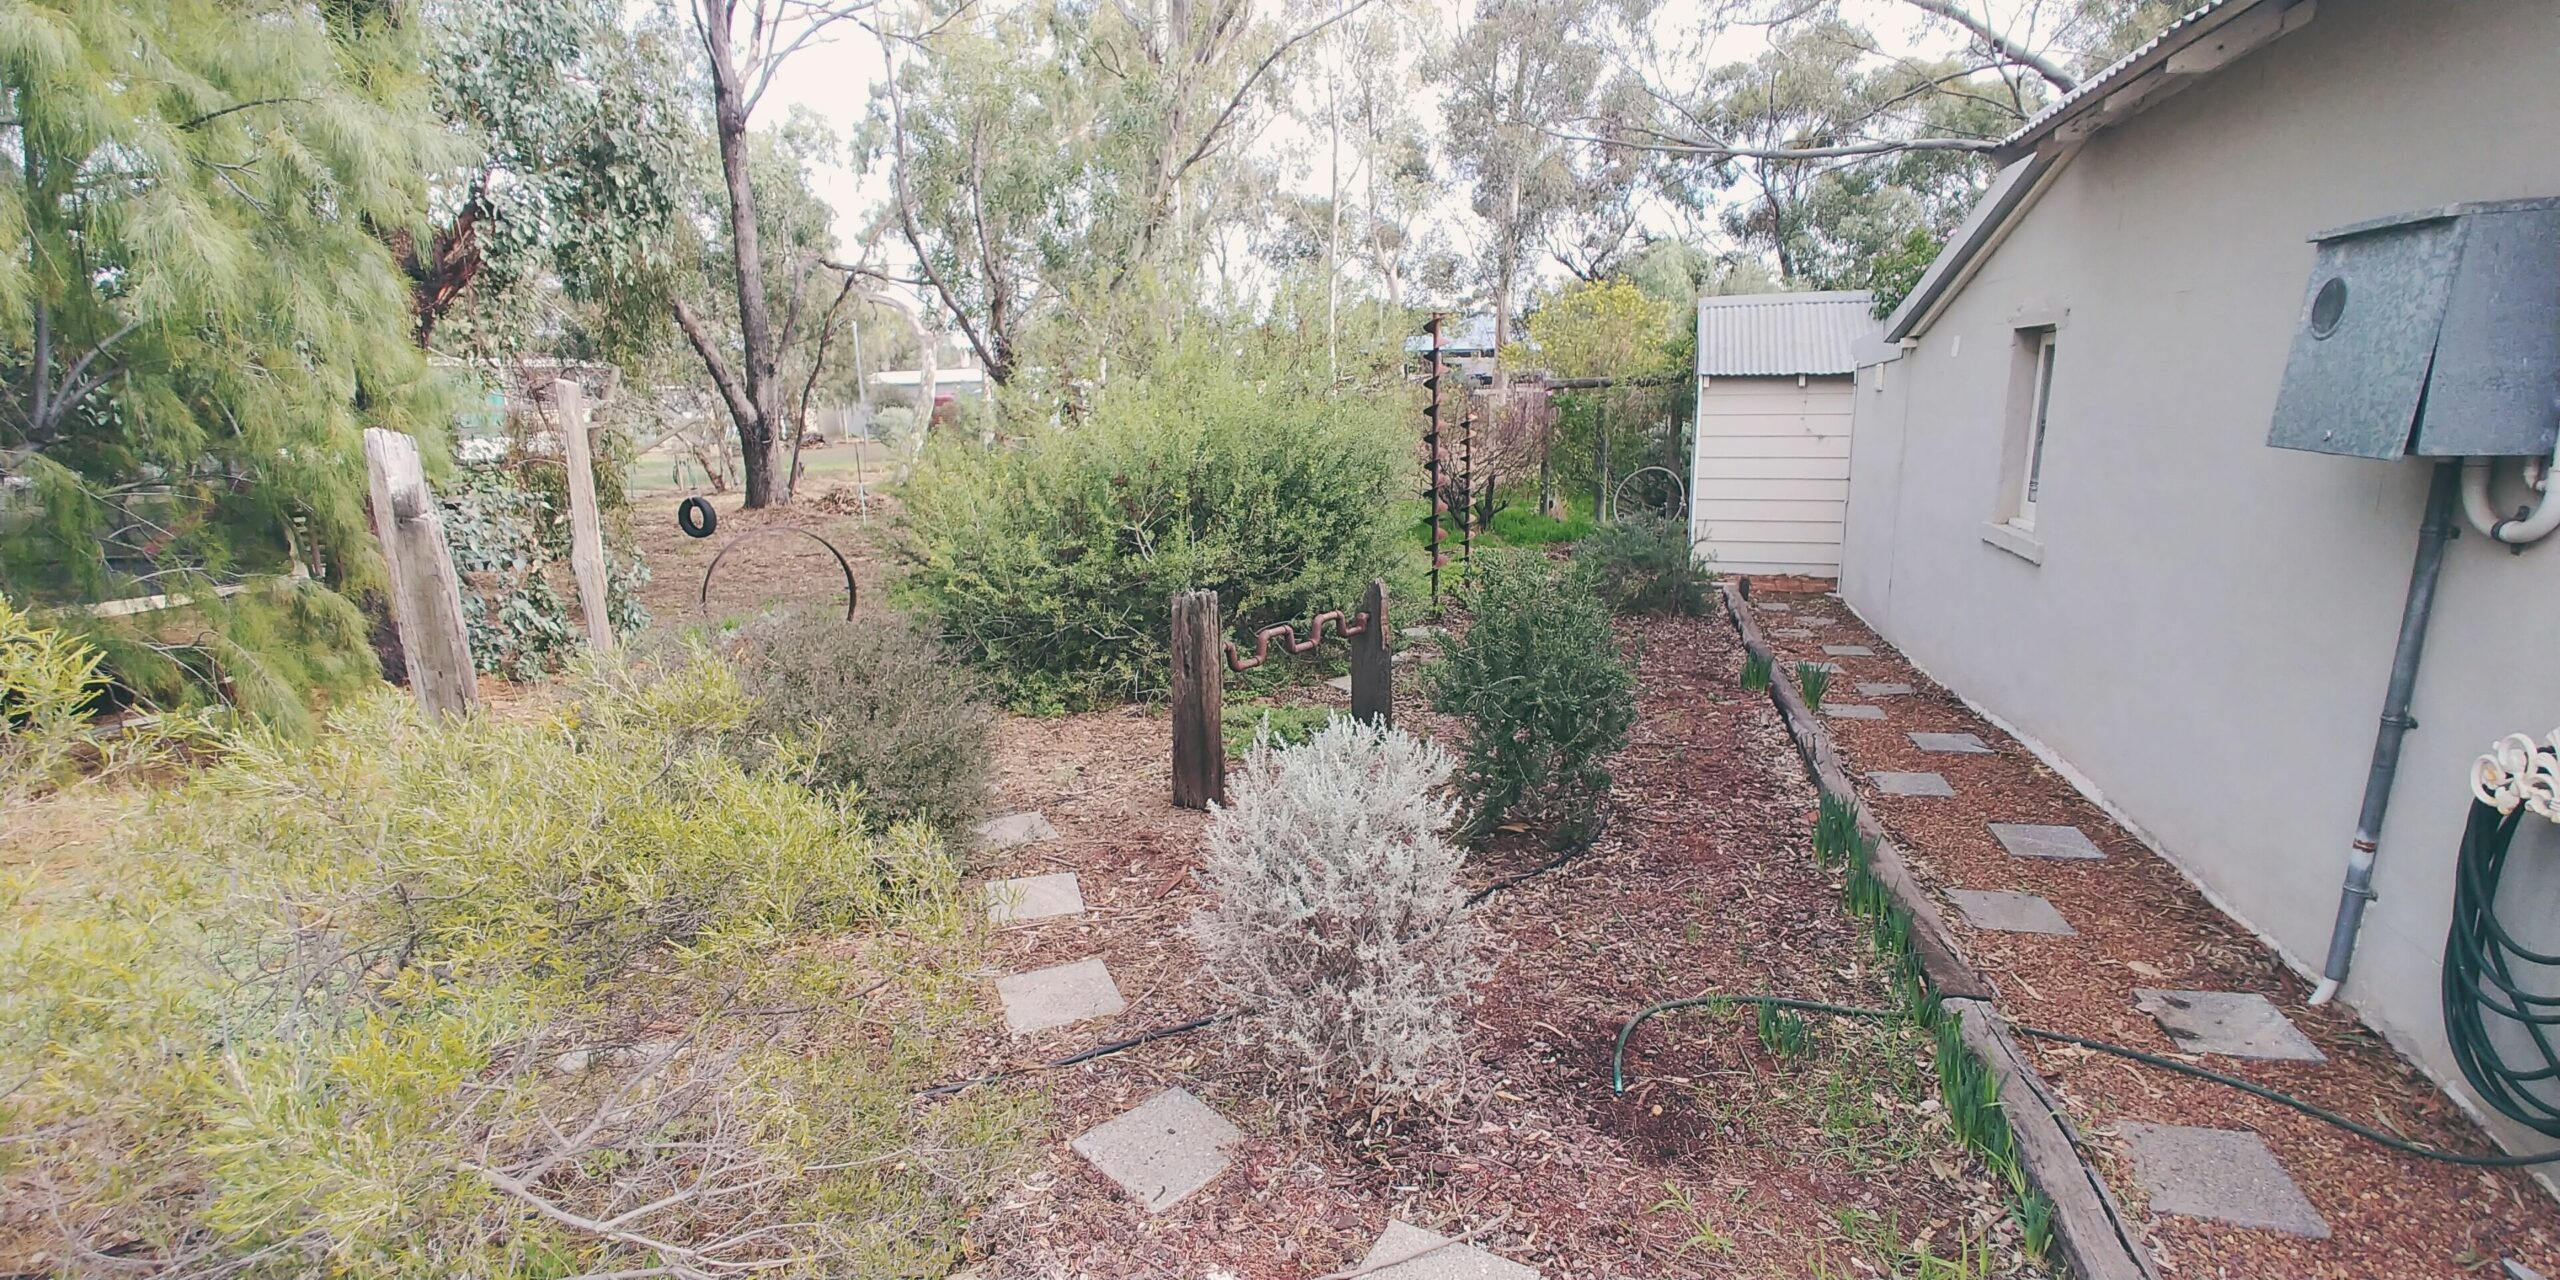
[1996,0,2300,159]
[1696,291,1878,376]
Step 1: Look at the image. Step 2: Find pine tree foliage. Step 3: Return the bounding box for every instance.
[0,0,452,722]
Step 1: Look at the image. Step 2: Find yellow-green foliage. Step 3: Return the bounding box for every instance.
[1514,279,1676,380]
[0,647,1033,1277]
[1,594,105,799]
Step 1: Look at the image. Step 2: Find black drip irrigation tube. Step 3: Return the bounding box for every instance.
[1611,993,2560,1169]
[920,807,1620,1100]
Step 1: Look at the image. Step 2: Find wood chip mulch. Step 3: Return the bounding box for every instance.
[1746,586,2560,1280]
[956,614,2044,1278]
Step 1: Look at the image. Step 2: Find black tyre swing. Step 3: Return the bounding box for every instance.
[676,496,718,538]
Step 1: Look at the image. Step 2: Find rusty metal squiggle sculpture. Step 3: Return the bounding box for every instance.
[1222,600,1385,671]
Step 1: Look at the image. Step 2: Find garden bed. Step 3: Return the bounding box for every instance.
[1746,586,2560,1280]
[953,613,2044,1277]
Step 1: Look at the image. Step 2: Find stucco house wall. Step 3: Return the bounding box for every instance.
[1841,0,2560,1158]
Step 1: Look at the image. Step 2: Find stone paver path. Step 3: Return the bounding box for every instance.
[1822,703,1885,719]
[2134,990,2327,1062]
[1799,614,1837,626]
[1756,601,1791,612]
[1070,1087,1242,1213]
[997,957,1126,1034]
[1989,822,2107,861]
[1772,627,1815,638]
[1945,888,2076,935]
[1856,682,1915,696]
[985,872,1086,925]
[1355,1221,1541,1279]
[1909,731,1993,754]
[976,810,1059,851]
[1822,644,1873,656]
[1871,770,1953,797]
[2117,1122,2331,1238]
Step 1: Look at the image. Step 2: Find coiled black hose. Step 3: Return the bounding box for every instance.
[2442,799,2560,1138]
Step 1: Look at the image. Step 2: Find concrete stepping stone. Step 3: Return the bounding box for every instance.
[1822,644,1873,656]
[1946,888,2076,935]
[1772,627,1815,638]
[1327,674,1354,691]
[1823,703,1885,720]
[2117,1122,2329,1237]
[2135,990,2327,1062]
[1857,682,1915,696]
[996,957,1125,1035]
[1910,731,1993,754]
[975,810,1057,851]
[1756,601,1792,612]
[1800,615,1837,625]
[1070,1087,1241,1213]
[1355,1221,1540,1279]
[1872,770,1954,797]
[985,872,1085,925]
[1990,822,2106,861]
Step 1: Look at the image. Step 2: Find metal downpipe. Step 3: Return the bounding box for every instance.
[2311,459,2464,1006]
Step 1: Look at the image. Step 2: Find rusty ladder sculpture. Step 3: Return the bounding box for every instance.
[1170,579,1391,809]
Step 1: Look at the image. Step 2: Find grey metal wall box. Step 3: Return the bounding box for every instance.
[2268,197,2560,459]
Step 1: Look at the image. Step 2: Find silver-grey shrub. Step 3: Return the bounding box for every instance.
[1190,716,1480,1114]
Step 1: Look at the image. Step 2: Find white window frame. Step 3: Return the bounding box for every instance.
[2011,329,2058,532]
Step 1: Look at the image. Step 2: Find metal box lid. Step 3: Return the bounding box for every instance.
[2268,198,2560,459]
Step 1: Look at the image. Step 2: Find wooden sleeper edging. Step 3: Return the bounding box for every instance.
[1718,581,2160,1280]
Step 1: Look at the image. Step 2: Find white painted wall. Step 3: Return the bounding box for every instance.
[1841,0,2560,1160]
[1692,375,1855,576]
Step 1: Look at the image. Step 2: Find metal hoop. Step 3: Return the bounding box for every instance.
[696,526,859,621]
[1608,466,1689,522]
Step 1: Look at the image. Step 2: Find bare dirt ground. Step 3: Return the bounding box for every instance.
[626,482,896,631]
[1748,586,2559,1280]
[952,614,2043,1278]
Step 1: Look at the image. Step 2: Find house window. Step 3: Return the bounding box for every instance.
[2005,328,2058,531]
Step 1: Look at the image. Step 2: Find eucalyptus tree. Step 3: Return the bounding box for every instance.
[0,0,450,723]
[873,0,1378,390]
[411,0,692,358]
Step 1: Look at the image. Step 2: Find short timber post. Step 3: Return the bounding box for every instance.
[1348,578,1392,728]
[552,379,615,651]
[1171,589,1225,809]
[362,428,478,718]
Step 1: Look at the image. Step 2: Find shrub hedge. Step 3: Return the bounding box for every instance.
[895,356,1413,712]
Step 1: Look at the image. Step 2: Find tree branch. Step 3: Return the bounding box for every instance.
[673,300,757,433]
[1897,0,2078,93]
[177,97,312,131]
[1537,122,2001,161]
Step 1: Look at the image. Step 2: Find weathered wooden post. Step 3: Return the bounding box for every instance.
[1348,578,1392,728]
[552,379,615,651]
[362,428,478,718]
[1171,589,1225,809]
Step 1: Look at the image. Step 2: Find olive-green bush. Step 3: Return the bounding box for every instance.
[1426,551,1638,848]
[0,647,1032,1277]
[895,356,1413,712]
[731,605,994,833]
[1576,514,1711,616]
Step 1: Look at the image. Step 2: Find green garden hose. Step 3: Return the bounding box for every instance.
[2441,799,2560,1138]
[1611,993,2560,1168]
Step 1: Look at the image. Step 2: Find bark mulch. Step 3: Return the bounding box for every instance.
[1746,587,2560,1280]
[956,614,2042,1278]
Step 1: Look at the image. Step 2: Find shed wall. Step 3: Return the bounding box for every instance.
[1692,375,1854,576]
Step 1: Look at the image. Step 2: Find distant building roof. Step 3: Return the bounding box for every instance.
[1695,291,1877,377]
[1403,314,1505,356]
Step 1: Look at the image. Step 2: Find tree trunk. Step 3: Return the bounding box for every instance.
[705,12,786,508]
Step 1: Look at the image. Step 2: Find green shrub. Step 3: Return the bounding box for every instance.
[730,605,995,833]
[1425,551,1638,848]
[1220,698,1335,758]
[2,594,107,802]
[1577,515,1710,615]
[0,647,1030,1277]
[895,354,1413,712]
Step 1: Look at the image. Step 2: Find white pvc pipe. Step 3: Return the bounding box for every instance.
[2460,450,2560,545]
